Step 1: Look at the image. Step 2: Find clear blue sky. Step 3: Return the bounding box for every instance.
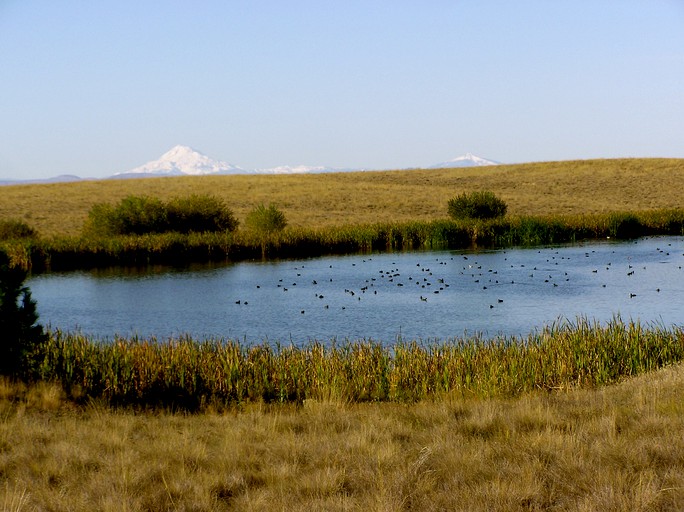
[1,1,683,179]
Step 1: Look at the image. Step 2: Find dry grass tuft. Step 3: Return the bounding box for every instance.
[1,364,683,510]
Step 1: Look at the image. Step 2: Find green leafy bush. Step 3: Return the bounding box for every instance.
[0,251,46,378]
[608,213,643,239]
[0,219,37,240]
[447,191,508,220]
[166,194,238,234]
[112,195,167,235]
[246,203,287,235]
[85,195,238,236]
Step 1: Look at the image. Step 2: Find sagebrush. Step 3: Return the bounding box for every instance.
[448,190,508,220]
[84,194,238,236]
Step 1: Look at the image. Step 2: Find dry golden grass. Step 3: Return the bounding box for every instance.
[2,363,683,511]
[1,158,683,237]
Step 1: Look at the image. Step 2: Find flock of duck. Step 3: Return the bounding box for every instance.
[232,238,684,320]
[27,236,684,342]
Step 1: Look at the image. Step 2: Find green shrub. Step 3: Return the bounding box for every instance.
[85,195,167,235]
[116,195,168,234]
[447,191,508,220]
[0,251,46,378]
[83,203,115,235]
[0,219,37,240]
[246,203,287,235]
[608,213,643,239]
[166,194,238,233]
[85,195,238,236]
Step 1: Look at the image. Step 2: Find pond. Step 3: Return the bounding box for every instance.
[27,236,684,344]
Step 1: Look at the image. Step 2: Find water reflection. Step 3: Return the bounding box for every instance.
[27,236,684,344]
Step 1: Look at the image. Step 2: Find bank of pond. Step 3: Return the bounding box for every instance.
[5,208,684,271]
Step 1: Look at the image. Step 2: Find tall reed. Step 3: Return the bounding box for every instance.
[34,318,684,409]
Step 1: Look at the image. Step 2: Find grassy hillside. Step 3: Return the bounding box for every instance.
[2,158,683,237]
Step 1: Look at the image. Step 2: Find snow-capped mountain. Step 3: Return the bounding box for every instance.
[113,145,245,177]
[428,153,500,169]
[112,145,352,178]
[113,146,499,179]
[0,148,505,185]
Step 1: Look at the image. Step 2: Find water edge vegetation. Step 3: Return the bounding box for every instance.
[2,208,684,271]
[34,317,684,409]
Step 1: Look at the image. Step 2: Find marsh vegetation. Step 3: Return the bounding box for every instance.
[32,318,684,409]
[1,208,684,272]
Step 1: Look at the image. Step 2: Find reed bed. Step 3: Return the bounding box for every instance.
[4,208,684,271]
[34,318,684,409]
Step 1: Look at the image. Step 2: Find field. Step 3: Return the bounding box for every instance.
[1,158,683,237]
[3,158,684,509]
[2,363,683,511]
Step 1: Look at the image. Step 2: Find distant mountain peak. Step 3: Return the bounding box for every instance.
[112,145,359,178]
[108,146,500,181]
[115,145,244,177]
[160,144,199,160]
[428,154,500,169]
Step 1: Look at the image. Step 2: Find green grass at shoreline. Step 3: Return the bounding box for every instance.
[33,318,684,410]
[5,208,684,272]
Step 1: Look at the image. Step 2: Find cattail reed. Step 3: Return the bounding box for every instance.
[32,317,684,410]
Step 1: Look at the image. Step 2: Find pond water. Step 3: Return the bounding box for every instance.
[27,236,684,344]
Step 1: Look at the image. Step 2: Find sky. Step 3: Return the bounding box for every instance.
[1,1,683,180]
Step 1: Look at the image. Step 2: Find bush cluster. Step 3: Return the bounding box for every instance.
[246,203,287,235]
[85,194,238,236]
[447,191,507,220]
[0,219,37,240]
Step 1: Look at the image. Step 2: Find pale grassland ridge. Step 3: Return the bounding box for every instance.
[1,158,683,237]
[1,363,684,510]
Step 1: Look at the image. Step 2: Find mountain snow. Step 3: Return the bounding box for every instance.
[251,165,358,174]
[115,145,245,177]
[0,148,503,185]
[428,153,500,169]
[97,146,503,182]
